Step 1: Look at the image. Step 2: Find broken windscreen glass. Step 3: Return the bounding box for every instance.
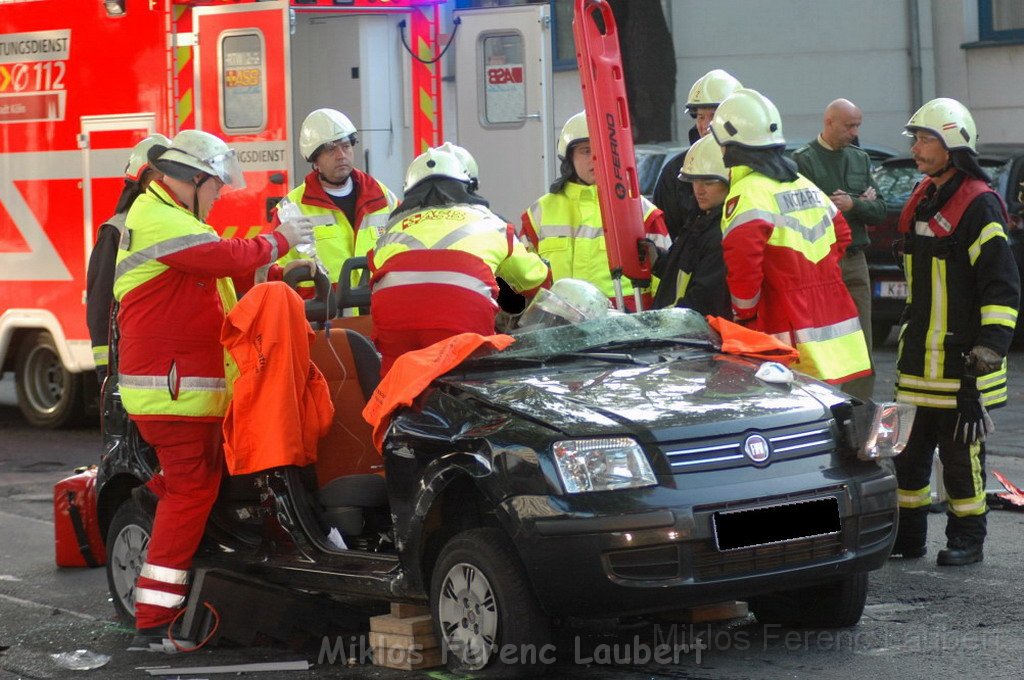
[475,308,718,361]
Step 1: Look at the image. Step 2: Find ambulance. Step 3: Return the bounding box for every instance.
[0,0,570,427]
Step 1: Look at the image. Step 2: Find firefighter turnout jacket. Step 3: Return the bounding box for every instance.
[86,213,125,375]
[651,205,731,316]
[521,181,671,310]
[721,166,870,384]
[273,168,397,287]
[113,181,291,420]
[370,203,549,337]
[895,174,1020,408]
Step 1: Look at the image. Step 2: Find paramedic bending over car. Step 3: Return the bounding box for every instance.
[260,108,397,291]
[112,130,313,652]
[521,111,671,311]
[369,145,550,376]
[86,133,170,383]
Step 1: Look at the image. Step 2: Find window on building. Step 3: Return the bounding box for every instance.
[978,0,1024,42]
[220,31,266,132]
[481,33,527,126]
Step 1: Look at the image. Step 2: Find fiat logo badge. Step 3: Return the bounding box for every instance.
[743,433,771,465]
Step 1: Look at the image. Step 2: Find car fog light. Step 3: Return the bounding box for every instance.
[859,402,916,461]
[552,437,657,494]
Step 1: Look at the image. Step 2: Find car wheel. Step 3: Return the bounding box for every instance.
[430,528,551,677]
[14,331,87,428]
[748,572,868,628]
[871,322,892,348]
[105,498,153,625]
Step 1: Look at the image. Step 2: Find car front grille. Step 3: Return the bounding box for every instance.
[662,421,834,473]
[692,533,845,580]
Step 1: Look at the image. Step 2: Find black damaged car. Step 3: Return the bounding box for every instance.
[97,302,911,675]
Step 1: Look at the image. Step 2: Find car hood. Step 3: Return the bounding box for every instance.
[442,352,839,442]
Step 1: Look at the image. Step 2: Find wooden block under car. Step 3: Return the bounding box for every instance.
[369,630,439,652]
[369,613,434,637]
[658,601,749,624]
[372,644,443,671]
[390,602,431,619]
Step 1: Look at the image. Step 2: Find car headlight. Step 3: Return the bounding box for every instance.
[858,402,916,461]
[552,437,657,494]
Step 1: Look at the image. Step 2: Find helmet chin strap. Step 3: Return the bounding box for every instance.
[192,174,212,220]
[925,160,953,179]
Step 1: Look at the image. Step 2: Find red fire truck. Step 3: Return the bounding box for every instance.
[0,0,459,427]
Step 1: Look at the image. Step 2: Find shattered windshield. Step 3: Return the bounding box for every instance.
[476,308,717,361]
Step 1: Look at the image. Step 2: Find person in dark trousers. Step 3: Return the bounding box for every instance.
[891,98,1020,566]
[652,134,731,317]
[85,133,170,383]
[793,99,887,402]
[652,69,742,240]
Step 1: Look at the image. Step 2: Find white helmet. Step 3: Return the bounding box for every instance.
[299,108,358,162]
[438,142,479,189]
[125,133,171,181]
[686,69,742,113]
[678,135,729,183]
[904,97,977,153]
[150,129,246,189]
[403,146,472,192]
[557,111,589,160]
[710,88,785,149]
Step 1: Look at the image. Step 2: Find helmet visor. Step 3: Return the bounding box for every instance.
[206,150,246,191]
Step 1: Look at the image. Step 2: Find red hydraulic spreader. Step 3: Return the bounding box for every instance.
[572,0,650,311]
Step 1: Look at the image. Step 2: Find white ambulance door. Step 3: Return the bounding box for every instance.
[454,5,552,222]
[193,2,291,233]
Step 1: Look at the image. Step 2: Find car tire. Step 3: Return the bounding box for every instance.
[14,331,87,428]
[430,528,552,677]
[748,572,868,628]
[105,498,153,625]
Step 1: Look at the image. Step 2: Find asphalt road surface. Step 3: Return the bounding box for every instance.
[2,344,1024,679]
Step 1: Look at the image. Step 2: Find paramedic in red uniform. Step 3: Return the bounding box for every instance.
[113,130,313,651]
[369,145,549,375]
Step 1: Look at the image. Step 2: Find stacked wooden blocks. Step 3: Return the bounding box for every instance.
[370,603,443,671]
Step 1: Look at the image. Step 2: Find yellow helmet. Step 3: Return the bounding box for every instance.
[299,108,357,162]
[557,111,589,160]
[403,146,472,192]
[904,97,977,153]
[686,69,742,112]
[678,135,729,183]
[125,133,171,181]
[710,88,785,149]
[150,129,246,190]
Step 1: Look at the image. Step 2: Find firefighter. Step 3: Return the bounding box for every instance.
[891,98,1020,566]
[370,145,549,375]
[263,108,398,292]
[520,111,671,311]
[709,88,871,384]
[651,134,732,317]
[652,69,742,240]
[113,129,313,651]
[86,133,170,383]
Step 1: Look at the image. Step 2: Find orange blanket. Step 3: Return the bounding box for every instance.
[706,315,800,365]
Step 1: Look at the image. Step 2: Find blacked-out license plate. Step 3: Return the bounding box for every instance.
[713,497,841,551]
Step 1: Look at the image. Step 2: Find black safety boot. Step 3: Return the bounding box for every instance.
[890,506,927,559]
[936,536,983,566]
[126,625,194,653]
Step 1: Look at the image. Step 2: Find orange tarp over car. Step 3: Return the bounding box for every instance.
[706,315,800,365]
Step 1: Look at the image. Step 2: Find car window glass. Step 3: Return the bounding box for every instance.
[872,159,1010,207]
[477,308,714,361]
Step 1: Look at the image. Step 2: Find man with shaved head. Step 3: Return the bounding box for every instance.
[793,98,887,402]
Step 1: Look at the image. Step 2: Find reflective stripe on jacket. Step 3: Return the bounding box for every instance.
[274,168,397,287]
[114,181,288,419]
[520,181,671,307]
[720,166,870,384]
[895,174,1020,409]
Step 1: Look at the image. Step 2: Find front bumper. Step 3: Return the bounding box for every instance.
[502,458,897,619]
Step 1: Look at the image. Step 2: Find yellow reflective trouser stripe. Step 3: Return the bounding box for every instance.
[967,222,1007,265]
[789,328,869,382]
[926,258,947,379]
[675,270,692,303]
[898,486,932,508]
[949,442,987,516]
[980,304,1017,329]
[92,346,109,366]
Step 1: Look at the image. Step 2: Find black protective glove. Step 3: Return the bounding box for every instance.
[954,373,995,445]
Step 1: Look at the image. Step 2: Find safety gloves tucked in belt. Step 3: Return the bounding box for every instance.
[954,372,995,445]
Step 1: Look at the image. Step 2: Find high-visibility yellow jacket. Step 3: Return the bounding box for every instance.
[273,168,398,287]
[720,166,870,384]
[114,181,289,420]
[520,181,671,310]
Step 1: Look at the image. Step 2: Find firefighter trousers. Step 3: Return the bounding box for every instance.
[132,419,223,630]
[894,407,987,546]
